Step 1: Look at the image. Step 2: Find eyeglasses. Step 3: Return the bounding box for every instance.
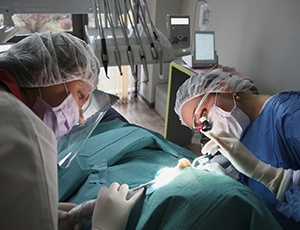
[191,96,213,146]
[191,93,217,134]
[192,110,212,146]
[192,110,212,134]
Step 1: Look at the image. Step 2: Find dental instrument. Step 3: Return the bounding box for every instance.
[191,154,213,168]
[127,0,149,83]
[133,1,158,60]
[64,179,156,225]
[103,0,123,76]
[126,179,156,199]
[141,0,164,78]
[115,0,137,80]
[93,0,109,79]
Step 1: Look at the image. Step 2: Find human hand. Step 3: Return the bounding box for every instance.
[201,131,284,194]
[92,182,144,230]
[201,131,260,177]
[58,203,82,230]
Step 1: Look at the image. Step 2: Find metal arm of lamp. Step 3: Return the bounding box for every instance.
[0,13,19,43]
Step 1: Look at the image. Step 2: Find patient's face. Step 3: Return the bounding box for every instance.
[181,93,235,129]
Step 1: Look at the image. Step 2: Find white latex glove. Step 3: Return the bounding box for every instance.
[201,131,285,195]
[58,203,82,230]
[92,182,144,230]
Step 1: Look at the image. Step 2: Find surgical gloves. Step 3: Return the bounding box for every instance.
[58,202,83,230]
[201,131,286,199]
[92,182,144,230]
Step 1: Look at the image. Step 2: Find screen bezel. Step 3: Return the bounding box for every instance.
[192,31,218,68]
[166,14,190,49]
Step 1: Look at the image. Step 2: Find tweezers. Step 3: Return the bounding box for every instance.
[126,179,156,199]
[68,179,158,221]
[130,179,156,191]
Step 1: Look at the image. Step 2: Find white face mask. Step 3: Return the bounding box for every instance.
[207,95,250,139]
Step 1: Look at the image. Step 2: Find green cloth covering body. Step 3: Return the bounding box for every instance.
[58,120,282,229]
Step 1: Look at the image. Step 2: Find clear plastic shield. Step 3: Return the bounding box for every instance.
[57,90,111,169]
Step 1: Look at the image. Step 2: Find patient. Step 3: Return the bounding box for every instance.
[58,117,283,229]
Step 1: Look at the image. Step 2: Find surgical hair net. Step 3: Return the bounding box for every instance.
[175,71,258,126]
[0,31,100,89]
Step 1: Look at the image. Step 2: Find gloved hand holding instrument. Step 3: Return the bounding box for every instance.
[201,130,291,201]
[92,182,144,230]
[59,182,145,230]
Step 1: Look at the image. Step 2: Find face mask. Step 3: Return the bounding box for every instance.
[207,95,250,139]
[33,93,80,139]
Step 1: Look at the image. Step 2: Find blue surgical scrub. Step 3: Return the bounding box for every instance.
[241,91,300,229]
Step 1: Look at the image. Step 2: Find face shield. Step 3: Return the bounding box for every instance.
[57,90,111,168]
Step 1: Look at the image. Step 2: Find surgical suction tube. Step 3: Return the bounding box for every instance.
[103,0,123,76]
[93,0,109,78]
[115,0,137,81]
[140,0,163,77]
[128,0,149,83]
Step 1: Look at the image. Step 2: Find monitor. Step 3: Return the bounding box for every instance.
[192,31,218,68]
[166,14,190,49]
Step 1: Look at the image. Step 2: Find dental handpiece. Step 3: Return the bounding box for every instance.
[101,38,109,78]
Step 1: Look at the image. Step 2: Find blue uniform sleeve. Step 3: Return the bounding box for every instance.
[276,170,300,221]
[241,92,300,225]
[274,93,300,221]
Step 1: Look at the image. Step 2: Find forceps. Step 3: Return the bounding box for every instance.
[67,179,157,223]
[126,179,156,199]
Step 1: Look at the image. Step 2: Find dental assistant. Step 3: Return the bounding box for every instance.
[0,31,142,230]
[175,71,300,229]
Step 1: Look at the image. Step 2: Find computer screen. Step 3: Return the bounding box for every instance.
[166,14,190,49]
[192,31,218,68]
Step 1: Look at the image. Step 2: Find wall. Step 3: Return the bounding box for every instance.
[181,0,300,94]
[139,0,182,107]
